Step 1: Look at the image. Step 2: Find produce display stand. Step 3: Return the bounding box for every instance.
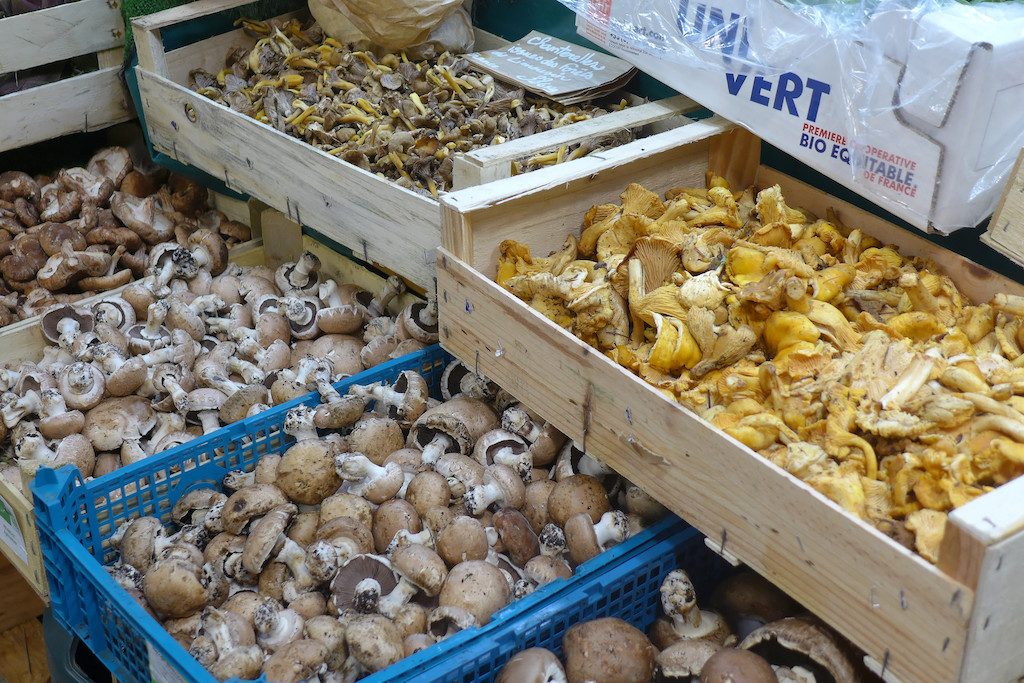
[0,0,133,153]
[436,114,1024,683]
[0,205,417,602]
[31,340,688,683]
[129,0,698,290]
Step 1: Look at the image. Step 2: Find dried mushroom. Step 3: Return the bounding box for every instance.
[498,177,1024,564]
[0,147,253,329]
[102,362,661,681]
[187,18,634,196]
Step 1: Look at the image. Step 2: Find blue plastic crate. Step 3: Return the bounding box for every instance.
[32,344,689,683]
[413,524,732,683]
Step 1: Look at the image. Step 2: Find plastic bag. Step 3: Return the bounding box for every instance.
[309,0,473,53]
[553,0,1024,233]
[325,0,463,49]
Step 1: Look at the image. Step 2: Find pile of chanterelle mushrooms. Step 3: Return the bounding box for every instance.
[187,18,633,196]
[0,249,434,494]
[495,568,871,683]
[497,176,1024,564]
[105,362,666,682]
[0,147,251,327]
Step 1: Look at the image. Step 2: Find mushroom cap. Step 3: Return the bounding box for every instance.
[493,507,540,567]
[373,499,422,554]
[405,471,452,516]
[439,361,496,402]
[320,492,374,528]
[41,304,94,343]
[523,554,573,586]
[330,554,398,613]
[83,396,155,451]
[119,516,165,572]
[392,543,448,597]
[316,515,374,554]
[656,639,723,678]
[473,428,529,471]
[439,560,510,626]
[262,638,329,683]
[547,475,611,528]
[563,617,656,683]
[219,383,270,424]
[349,415,405,466]
[740,617,857,683]
[711,571,802,640]
[277,438,340,506]
[403,632,436,656]
[408,397,498,455]
[523,479,557,534]
[701,648,779,683]
[436,515,489,567]
[383,371,430,425]
[221,483,288,534]
[346,614,404,672]
[497,648,567,683]
[242,502,297,575]
[186,388,227,413]
[171,489,225,526]
[188,229,229,276]
[427,604,479,638]
[398,301,439,343]
[142,559,208,619]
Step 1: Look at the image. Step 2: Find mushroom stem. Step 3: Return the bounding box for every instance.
[368,276,405,318]
[502,406,542,442]
[385,528,433,556]
[227,358,264,384]
[3,389,41,427]
[198,410,221,435]
[880,355,934,409]
[336,454,389,496]
[200,372,244,398]
[419,433,453,466]
[539,523,566,557]
[143,301,169,339]
[281,296,314,326]
[14,431,58,477]
[354,577,384,614]
[464,478,503,515]
[55,317,82,350]
[492,445,532,480]
[0,369,21,392]
[377,577,418,619]
[591,511,629,549]
[275,537,315,592]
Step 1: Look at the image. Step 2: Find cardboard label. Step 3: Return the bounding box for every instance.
[0,494,28,565]
[466,31,636,105]
[147,642,189,683]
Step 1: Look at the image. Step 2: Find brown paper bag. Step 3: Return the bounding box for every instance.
[329,0,463,49]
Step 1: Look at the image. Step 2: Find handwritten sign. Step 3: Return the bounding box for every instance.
[466,31,636,105]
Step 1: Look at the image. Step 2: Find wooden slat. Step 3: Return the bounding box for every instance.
[133,0,253,32]
[0,0,124,73]
[957,530,1024,682]
[0,68,132,153]
[436,248,971,683]
[0,554,43,632]
[0,617,48,683]
[451,94,699,189]
[443,116,734,278]
[981,147,1024,268]
[137,68,440,290]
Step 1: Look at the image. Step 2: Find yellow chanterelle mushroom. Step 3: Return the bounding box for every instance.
[498,178,1024,565]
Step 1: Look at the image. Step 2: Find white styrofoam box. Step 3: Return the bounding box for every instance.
[571,0,1024,233]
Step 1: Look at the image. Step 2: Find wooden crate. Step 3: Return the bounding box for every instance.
[436,115,1024,683]
[0,209,415,600]
[130,0,698,291]
[0,0,132,152]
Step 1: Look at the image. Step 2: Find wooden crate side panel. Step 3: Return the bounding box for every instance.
[137,69,440,290]
[957,530,1024,682]
[0,68,131,153]
[980,147,1024,268]
[0,479,46,600]
[442,116,736,273]
[0,0,124,73]
[756,166,1024,303]
[451,95,699,189]
[708,126,761,192]
[437,249,972,683]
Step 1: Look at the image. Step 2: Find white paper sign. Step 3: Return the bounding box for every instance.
[0,494,28,565]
